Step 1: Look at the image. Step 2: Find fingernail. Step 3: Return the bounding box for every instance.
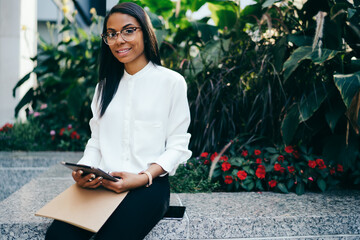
[98,177,103,180]
[79,170,83,174]
[91,174,96,178]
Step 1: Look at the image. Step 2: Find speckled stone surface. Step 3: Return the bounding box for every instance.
[0,152,81,201]
[0,151,82,167]
[178,192,360,239]
[1,152,360,240]
[0,165,187,240]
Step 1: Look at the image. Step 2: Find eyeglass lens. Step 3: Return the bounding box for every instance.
[104,28,139,45]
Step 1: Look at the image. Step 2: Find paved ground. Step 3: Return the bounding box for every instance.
[0,152,359,240]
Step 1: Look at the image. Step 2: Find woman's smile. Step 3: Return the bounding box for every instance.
[115,47,132,57]
[106,13,148,74]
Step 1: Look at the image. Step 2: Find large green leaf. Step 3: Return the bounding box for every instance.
[14,88,34,117]
[208,2,237,29]
[146,10,163,29]
[13,72,31,97]
[333,71,360,108]
[299,86,328,122]
[240,3,262,24]
[287,35,313,47]
[283,46,313,81]
[325,100,346,133]
[188,0,207,12]
[186,40,223,76]
[281,104,300,145]
[283,46,340,81]
[143,0,174,19]
[191,21,218,43]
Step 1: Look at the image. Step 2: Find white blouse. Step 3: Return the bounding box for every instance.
[78,62,192,176]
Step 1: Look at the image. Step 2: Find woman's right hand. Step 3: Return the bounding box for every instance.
[72,170,103,189]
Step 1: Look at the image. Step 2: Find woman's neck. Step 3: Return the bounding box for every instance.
[124,57,149,75]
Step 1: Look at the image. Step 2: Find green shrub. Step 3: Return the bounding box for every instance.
[0,121,46,151]
[170,157,221,193]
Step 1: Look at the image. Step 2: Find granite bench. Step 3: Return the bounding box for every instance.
[1,152,360,239]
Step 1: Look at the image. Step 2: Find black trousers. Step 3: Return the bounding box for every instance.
[45,175,170,240]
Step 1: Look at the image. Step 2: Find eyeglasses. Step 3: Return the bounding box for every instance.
[101,27,141,45]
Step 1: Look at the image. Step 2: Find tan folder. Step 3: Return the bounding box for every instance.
[35,184,128,232]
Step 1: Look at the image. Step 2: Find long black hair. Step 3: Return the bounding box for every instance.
[97,2,161,117]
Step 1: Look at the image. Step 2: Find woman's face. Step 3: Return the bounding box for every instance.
[106,13,147,70]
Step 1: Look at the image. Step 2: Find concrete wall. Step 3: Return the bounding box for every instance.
[0,0,37,126]
[0,0,21,126]
[18,0,38,121]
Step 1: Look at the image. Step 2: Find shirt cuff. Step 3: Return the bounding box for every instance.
[151,148,192,176]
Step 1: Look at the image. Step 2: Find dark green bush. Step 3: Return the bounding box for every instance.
[170,157,221,193]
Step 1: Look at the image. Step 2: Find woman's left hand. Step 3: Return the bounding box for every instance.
[101,171,148,193]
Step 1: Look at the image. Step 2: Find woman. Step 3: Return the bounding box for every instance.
[45,2,191,239]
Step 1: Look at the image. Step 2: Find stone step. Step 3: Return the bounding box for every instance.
[0,177,187,240]
[0,152,82,167]
[0,152,360,239]
[0,152,81,202]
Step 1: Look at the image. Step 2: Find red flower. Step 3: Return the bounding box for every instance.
[254,149,261,156]
[285,146,294,153]
[210,152,218,161]
[0,123,13,132]
[256,165,266,179]
[292,150,300,159]
[204,160,210,165]
[277,155,284,162]
[287,166,295,173]
[221,162,231,172]
[274,163,282,171]
[330,168,335,175]
[241,150,248,157]
[59,128,66,136]
[274,163,285,173]
[256,158,262,164]
[200,152,209,158]
[224,175,233,184]
[316,159,326,170]
[308,160,317,168]
[70,131,80,140]
[337,164,343,172]
[237,170,247,180]
[268,180,277,188]
[220,155,229,161]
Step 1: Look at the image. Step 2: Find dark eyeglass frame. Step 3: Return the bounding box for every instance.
[101,27,142,45]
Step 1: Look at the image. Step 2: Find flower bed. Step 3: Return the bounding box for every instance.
[174,144,360,195]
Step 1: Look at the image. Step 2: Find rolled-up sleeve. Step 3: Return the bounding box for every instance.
[153,77,192,175]
[78,84,102,167]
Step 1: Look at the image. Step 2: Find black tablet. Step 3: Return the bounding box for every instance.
[61,162,119,182]
[163,206,186,220]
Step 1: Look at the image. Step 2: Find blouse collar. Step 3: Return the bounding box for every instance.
[123,61,153,79]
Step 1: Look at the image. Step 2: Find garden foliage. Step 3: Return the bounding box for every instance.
[5,0,360,192]
[11,12,102,149]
